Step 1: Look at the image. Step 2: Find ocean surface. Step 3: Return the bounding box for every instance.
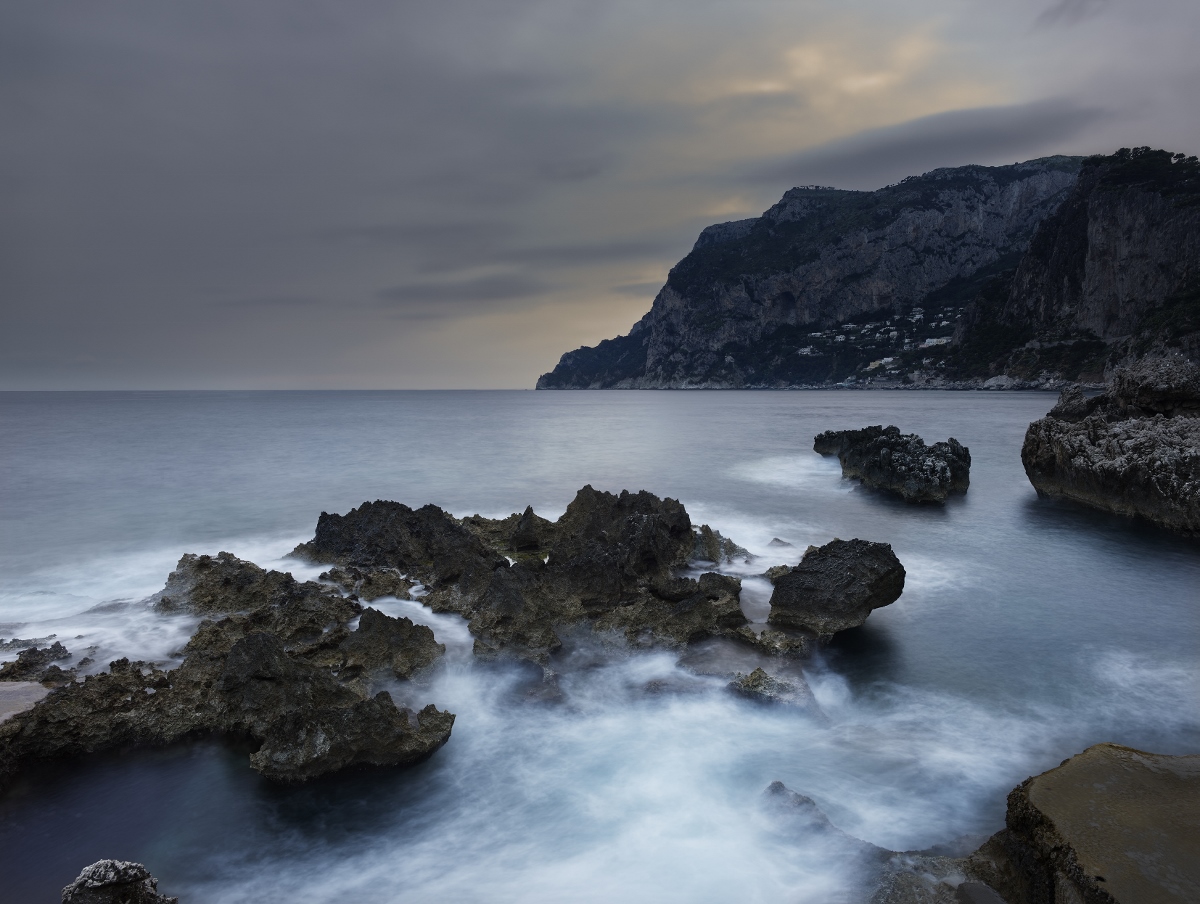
[1,390,1197,903]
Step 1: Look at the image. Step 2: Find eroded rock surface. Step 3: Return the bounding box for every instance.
[298,487,752,661]
[0,553,453,790]
[767,539,905,638]
[728,668,822,717]
[62,860,177,904]
[815,426,971,504]
[1022,357,1200,534]
[0,641,72,682]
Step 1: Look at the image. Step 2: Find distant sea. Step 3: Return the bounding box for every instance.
[1,390,1197,903]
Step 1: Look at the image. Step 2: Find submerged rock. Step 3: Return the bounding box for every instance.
[62,860,177,904]
[0,641,71,683]
[728,668,822,716]
[815,425,971,504]
[767,539,905,638]
[1022,357,1200,534]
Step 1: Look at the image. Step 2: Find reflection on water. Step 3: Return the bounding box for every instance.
[1,390,1197,903]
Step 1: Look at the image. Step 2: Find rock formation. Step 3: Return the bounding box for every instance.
[539,148,1200,389]
[727,668,822,716]
[62,860,177,904]
[767,539,905,639]
[814,426,971,503]
[296,488,750,661]
[967,743,1200,904]
[1022,357,1200,534]
[0,641,72,683]
[0,552,452,790]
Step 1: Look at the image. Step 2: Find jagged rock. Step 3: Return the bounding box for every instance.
[0,634,57,653]
[767,537,794,548]
[763,781,888,858]
[0,641,71,682]
[0,556,454,790]
[331,607,445,680]
[814,426,970,503]
[762,565,792,584]
[299,487,749,662]
[728,668,822,716]
[62,860,177,904]
[1023,358,1200,534]
[965,743,1200,904]
[692,524,753,563]
[767,539,905,638]
[157,552,362,650]
[319,565,414,601]
[294,500,507,585]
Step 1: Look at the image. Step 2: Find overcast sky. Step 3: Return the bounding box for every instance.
[3,0,1198,388]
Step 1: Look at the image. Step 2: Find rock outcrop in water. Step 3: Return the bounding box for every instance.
[62,860,177,904]
[1022,357,1200,534]
[0,552,453,789]
[814,426,971,503]
[296,487,752,661]
[767,539,905,639]
[0,641,72,683]
[539,148,1200,389]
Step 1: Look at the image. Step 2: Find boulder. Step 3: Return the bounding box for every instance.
[767,539,905,638]
[62,860,176,904]
[967,743,1200,904]
[692,525,753,564]
[815,426,971,504]
[0,641,71,682]
[728,668,822,716]
[331,607,445,680]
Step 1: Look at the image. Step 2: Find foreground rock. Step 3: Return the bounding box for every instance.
[62,860,177,904]
[0,552,452,790]
[296,487,751,661]
[1022,357,1200,534]
[815,426,971,504]
[0,641,72,683]
[967,743,1200,904]
[767,539,905,639]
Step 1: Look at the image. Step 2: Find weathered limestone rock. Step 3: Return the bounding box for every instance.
[692,524,753,563]
[62,860,177,904]
[815,426,971,504]
[728,668,822,716]
[968,743,1200,904]
[767,539,905,638]
[1022,358,1200,534]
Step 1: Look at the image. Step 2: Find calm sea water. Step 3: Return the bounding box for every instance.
[1,390,1197,903]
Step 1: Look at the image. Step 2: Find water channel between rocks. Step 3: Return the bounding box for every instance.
[1,390,1197,903]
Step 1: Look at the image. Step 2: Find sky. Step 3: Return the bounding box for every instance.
[3,0,1199,389]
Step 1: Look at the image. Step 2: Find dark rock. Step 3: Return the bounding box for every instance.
[331,607,445,680]
[0,556,454,789]
[965,743,1200,904]
[1022,358,1200,534]
[0,635,57,653]
[294,500,506,585]
[0,641,71,682]
[320,565,413,601]
[156,552,362,651]
[728,668,822,716]
[62,860,177,904]
[767,539,905,638]
[762,565,792,584]
[815,426,970,504]
[510,505,544,551]
[767,537,794,548]
[692,525,753,563]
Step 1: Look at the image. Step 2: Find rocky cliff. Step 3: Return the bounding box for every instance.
[539,148,1200,389]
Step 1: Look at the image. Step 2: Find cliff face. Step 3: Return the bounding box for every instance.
[539,157,1082,389]
[538,148,1200,389]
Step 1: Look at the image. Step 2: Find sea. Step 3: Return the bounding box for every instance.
[1,390,1197,903]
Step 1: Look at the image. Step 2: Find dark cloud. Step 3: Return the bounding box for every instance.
[377,273,551,318]
[744,100,1109,190]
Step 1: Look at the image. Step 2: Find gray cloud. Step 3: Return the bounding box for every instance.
[745,100,1109,191]
[377,273,551,318]
[1036,0,1109,28]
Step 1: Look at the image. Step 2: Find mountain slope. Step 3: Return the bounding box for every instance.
[538,149,1200,389]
